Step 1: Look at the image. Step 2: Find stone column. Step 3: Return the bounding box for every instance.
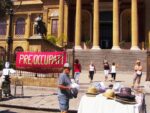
[75,0,82,49]
[112,0,121,50]
[64,2,69,45]
[131,0,140,50]
[25,13,31,38]
[58,0,64,46]
[92,0,100,50]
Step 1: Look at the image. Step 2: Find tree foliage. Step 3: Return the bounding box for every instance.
[47,34,67,47]
[0,0,13,17]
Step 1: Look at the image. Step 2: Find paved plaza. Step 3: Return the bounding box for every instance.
[0,71,149,113]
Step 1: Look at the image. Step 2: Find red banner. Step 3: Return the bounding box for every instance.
[16,51,66,73]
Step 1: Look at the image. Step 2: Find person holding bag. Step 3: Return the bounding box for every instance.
[132,60,143,88]
[58,63,73,113]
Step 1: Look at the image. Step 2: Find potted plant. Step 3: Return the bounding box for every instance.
[84,39,91,49]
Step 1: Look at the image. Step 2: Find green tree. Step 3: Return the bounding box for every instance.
[47,34,67,47]
[0,0,13,17]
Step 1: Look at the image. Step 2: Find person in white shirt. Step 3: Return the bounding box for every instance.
[89,62,96,83]
[1,62,15,97]
[111,62,116,81]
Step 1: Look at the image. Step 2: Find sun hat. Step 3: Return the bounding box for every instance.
[116,87,135,99]
[103,89,115,99]
[86,86,99,96]
[115,87,136,104]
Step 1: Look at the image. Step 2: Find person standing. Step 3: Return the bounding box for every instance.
[74,59,81,84]
[103,61,110,81]
[89,62,96,83]
[132,60,143,88]
[58,63,72,113]
[1,62,15,97]
[111,62,117,82]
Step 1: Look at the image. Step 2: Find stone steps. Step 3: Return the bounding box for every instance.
[67,50,147,72]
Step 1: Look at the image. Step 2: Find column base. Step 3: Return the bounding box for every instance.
[111,46,121,50]
[130,46,141,50]
[92,46,101,50]
[75,45,82,50]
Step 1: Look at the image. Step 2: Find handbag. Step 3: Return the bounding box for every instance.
[70,88,78,98]
[136,71,142,75]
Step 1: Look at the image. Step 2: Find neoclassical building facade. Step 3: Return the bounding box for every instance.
[0,0,150,57]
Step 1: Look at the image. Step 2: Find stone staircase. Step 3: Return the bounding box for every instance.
[67,49,147,72]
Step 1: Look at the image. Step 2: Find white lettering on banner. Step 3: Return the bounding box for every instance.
[28,55,32,64]
[19,54,24,64]
[18,54,64,65]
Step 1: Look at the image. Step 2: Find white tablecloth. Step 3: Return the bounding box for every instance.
[78,94,143,113]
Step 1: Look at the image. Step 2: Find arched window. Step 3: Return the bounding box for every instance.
[15,18,25,35]
[0,19,7,35]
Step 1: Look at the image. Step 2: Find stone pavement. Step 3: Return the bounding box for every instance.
[0,71,149,113]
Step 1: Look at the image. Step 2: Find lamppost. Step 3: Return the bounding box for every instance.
[6,8,13,65]
[6,0,22,66]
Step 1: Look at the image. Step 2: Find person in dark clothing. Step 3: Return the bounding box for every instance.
[103,61,110,81]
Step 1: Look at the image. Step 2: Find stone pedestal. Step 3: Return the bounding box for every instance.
[28,35,62,51]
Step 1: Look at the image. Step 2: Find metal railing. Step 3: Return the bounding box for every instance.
[11,70,59,78]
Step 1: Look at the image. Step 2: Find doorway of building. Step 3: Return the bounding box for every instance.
[100,11,112,49]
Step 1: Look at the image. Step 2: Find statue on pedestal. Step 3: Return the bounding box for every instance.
[34,15,47,37]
